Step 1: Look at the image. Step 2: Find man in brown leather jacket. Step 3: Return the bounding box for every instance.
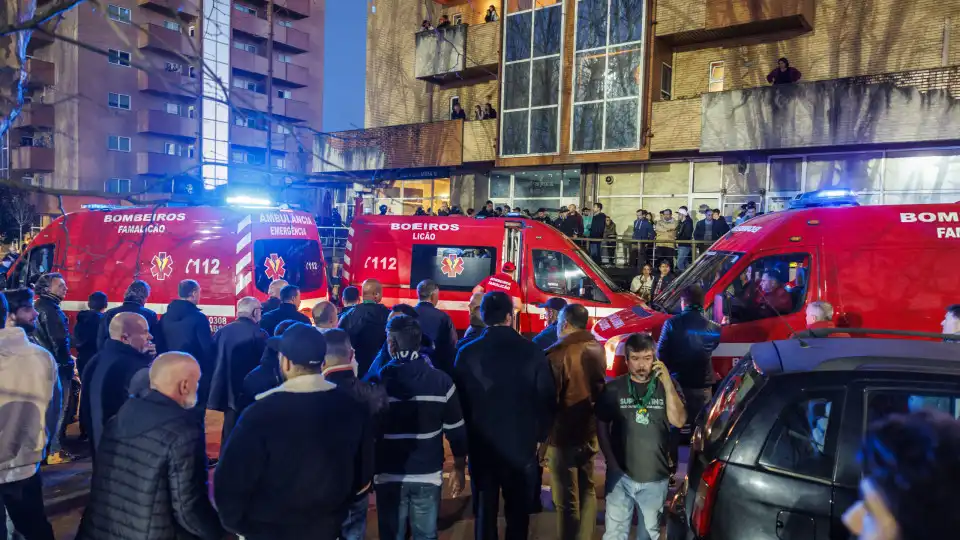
[545,304,607,540]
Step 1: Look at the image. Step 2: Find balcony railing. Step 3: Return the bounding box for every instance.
[137,0,199,18]
[414,22,499,82]
[139,23,193,56]
[138,109,197,139]
[26,58,54,88]
[657,0,814,48]
[14,103,55,130]
[138,152,194,176]
[11,146,55,172]
[139,71,199,99]
[700,66,960,153]
[233,10,310,52]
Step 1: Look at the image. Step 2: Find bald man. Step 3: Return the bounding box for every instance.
[262,279,289,313]
[209,297,268,443]
[312,301,339,330]
[338,279,391,378]
[80,311,155,453]
[78,352,225,540]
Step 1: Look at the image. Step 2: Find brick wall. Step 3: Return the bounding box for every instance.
[650,97,702,152]
[670,0,960,99]
[656,0,706,36]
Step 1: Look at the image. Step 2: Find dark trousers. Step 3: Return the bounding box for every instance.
[221,408,239,446]
[471,458,540,540]
[0,473,55,540]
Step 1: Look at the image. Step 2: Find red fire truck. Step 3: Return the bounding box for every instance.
[4,206,329,331]
[342,215,642,333]
[594,197,960,377]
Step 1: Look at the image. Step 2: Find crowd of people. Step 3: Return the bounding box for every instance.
[2,270,958,540]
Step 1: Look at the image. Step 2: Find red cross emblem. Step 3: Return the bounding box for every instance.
[264,253,286,280]
[150,252,174,281]
[440,254,464,278]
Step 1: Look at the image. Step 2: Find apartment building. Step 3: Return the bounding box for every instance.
[318,0,960,228]
[1,0,324,213]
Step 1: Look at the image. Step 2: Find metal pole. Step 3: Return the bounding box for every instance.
[265,0,275,183]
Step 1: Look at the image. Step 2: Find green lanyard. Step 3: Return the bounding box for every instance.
[628,376,658,409]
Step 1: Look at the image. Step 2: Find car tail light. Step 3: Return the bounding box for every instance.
[691,460,725,537]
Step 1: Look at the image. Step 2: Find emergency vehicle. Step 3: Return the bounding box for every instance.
[594,197,960,378]
[342,215,641,333]
[5,206,328,331]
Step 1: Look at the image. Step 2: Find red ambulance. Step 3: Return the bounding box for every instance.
[594,200,960,378]
[342,215,642,333]
[5,206,329,330]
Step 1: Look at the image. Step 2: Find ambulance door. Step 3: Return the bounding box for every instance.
[710,247,819,377]
[503,221,525,329]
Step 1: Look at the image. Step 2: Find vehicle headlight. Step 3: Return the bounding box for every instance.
[603,334,626,371]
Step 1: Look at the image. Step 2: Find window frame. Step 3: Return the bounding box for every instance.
[721,251,813,325]
[107,4,131,23]
[499,1,565,158]
[234,3,257,15]
[660,62,673,100]
[758,388,845,483]
[165,102,183,116]
[108,49,131,67]
[108,92,131,110]
[708,60,725,93]
[164,142,183,156]
[105,177,132,194]
[409,244,498,292]
[531,248,612,304]
[570,0,648,154]
[108,135,131,152]
[162,20,181,32]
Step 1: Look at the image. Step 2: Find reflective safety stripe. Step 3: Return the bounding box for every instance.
[382,429,442,440]
[443,420,465,430]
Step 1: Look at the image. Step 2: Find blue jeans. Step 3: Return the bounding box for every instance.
[375,482,441,540]
[602,473,669,540]
[676,246,692,271]
[340,493,368,540]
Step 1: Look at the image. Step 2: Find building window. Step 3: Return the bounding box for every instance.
[277,89,292,99]
[708,61,725,92]
[108,135,131,152]
[108,4,131,23]
[278,53,292,63]
[500,1,563,157]
[572,0,647,152]
[187,105,196,118]
[108,49,131,67]
[278,20,292,28]
[165,103,183,115]
[275,157,286,169]
[232,150,246,162]
[234,42,258,54]
[234,114,258,128]
[452,13,463,25]
[188,25,196,37]
[488,169,581,215]
[276,124,290,134]
[187,144,195,158]
[234,3,256,15]
[164,142,183,156]
[661,63,673,100]
[105,178,132,193]
[108,93,131,110]
[163,20,181,32]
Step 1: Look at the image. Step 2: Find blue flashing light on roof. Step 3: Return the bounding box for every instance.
[789,190,861,209]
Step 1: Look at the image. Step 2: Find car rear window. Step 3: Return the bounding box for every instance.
[703,354,767,449]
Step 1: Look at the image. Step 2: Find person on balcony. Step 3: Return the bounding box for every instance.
[474,105,484,121]
[483,102,498,119]
[767,57,802,85]
[437,14,452,29]
[451,102,467,120]
[420,20,433,32]
[485,5,499,22]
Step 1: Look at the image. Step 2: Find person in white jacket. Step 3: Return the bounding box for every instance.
[0,288,60,540]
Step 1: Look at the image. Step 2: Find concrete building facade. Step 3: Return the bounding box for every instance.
[2,0,325,214]
[318,0,960,228]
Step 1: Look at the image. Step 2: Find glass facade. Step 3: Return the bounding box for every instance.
[201,0,231,189]
[572,0,647,152]
[500,0,563,156]
[366,178,451,215]
[489,168,581,213]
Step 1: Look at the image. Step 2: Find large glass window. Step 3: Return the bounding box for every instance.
[367,178,451,215]
[572,0,646,152]
[488,169,580,215]
[410,245,497,291]
[533,249,609,302]
[500,2,563,156]
[253,239,325,294]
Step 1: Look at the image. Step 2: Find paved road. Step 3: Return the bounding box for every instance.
[41,412,690,539]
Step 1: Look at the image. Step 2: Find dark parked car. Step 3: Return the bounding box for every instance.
[666,330,960,540]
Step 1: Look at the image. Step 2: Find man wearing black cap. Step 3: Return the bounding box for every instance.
[532,297,568,350]
[214,323,370,540]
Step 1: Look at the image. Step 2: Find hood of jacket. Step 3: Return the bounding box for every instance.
[111,390,193,438]
[76,309,102,329]
[546,329,599,354]
[345,301,390,326]
[162,299,202,323]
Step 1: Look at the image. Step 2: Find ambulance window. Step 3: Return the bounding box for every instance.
[409,245,496,292]
[723,253,811,324]
[253,239,324,294]
[532,249,609,303]
[14,244,55,288]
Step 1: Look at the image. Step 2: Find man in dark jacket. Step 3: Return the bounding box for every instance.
[367,316,468,540]
[676,206,694,271]
[238,319,298,412]
[693,204,722,256]
[588,202,607,261]
[656,285,720,426]
[454,291,556,540]
[261,279,288,314]
[97,280,160,350]
[338,278,391,378]
[74,291,108,441]
[559,205,584,238]
[209,296,267,444]
[531,297,567,350]
[414,279,458,375]
[321,329,387,540]
[82,312,154,454]
[339,286,360,320]
[78,352,224,540]
[34,272,75,462]
[459,292,486,348]
[157,280,215,408]
[631,209,656,267]
[214,324,370,540]
[260,284,311,335]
